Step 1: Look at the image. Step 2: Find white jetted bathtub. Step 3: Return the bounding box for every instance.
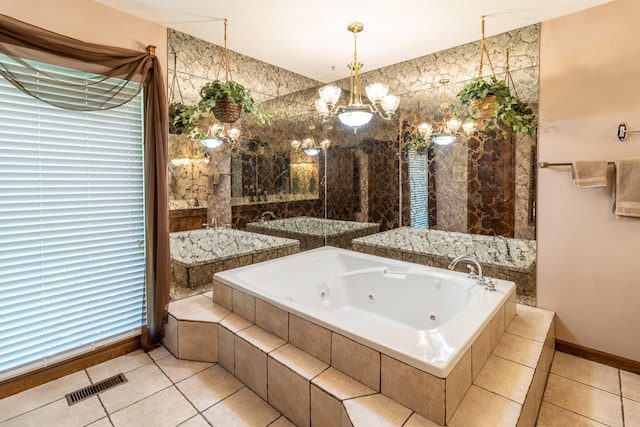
[215,246,515,378]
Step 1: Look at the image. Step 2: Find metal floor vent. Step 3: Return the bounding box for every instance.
[65,373,127,406]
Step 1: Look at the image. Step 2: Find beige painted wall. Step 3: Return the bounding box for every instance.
[539,0,640,362]
[3,0,167,87]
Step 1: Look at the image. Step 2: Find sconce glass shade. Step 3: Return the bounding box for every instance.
[462,120,477,135]
[337,107,373,128]
[318,85,342,106]
[380,95,400,113]
[228,127,241,141]
[418,122,433,137]
[445,118,462,134]
[365,83,389,103]
[432,134,457,145]
[291,139,301,149]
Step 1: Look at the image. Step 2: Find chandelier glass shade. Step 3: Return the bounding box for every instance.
[201,124,241,148]
[315,22,399,132]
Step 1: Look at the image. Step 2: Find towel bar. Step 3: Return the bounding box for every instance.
[538,161,615,168]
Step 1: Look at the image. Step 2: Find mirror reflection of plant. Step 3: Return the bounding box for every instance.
[169,102,206,139]
[402,131,431,155]
[457,76,536,139]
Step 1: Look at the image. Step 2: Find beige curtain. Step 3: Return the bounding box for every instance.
[0,14,170,350]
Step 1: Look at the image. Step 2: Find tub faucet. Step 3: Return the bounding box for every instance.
[259,211,276,224]
[448,255,495,291]
[203,218,218,230]
[494,235,513,261]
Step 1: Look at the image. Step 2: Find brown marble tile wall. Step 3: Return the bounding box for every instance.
[232,200,323,230]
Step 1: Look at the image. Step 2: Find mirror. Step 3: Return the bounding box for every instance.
[167,24,539,303]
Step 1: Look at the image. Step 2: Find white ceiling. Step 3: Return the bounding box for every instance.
[94,0,611,83]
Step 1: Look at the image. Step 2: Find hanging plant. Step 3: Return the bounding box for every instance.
[199,80,273,125]
[169,102,206,139]
[457,76,536,139]
[198,18,273,125]
[456,17,536,139]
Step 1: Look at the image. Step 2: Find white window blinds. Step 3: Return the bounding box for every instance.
[0,56,146,380]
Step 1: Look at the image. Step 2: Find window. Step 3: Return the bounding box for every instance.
[0,56,146,380]
[408,149,429,228]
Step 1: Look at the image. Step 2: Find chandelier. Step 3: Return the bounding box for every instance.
[201,124,241,148]
[291,125,331,156]
[315,22,400,132]
[416,79,476,146]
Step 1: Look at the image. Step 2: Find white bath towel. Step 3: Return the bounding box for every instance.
[613,157,640,218]
[572,160,608,188]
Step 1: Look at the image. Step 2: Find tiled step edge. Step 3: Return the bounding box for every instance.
[447,304,556,427]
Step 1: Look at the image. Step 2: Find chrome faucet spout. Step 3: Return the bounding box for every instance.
[448,255,495,291]
[259,211,276,224]
[494,235,512,261]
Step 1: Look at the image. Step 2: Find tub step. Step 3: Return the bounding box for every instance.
[164,294,555,427]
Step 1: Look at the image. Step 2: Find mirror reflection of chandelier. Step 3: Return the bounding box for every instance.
[418,79,476,145]
[315,22,400,133]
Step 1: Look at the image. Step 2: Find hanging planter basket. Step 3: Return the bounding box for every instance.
[213,98,242,123]
[468,95,497,120]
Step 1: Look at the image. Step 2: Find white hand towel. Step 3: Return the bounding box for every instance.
[572,160,608,188]
[614,157,640,218]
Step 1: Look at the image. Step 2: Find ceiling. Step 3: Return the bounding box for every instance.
[94,0,611,83]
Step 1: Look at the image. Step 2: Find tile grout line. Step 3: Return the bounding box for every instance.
[541,399,610,426]
[547,369,623,397]
[619,369,626,427]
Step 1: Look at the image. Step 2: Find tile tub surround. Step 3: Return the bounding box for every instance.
[353,227,537,305]
[169,228,299,295]
[246,216,380,251]
[164,289,555,426]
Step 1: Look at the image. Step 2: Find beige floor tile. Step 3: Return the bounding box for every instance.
[220,312,253,333]
[332,333,380,391]
[178,414,211,427]
[474,355,534,404]
[86,349,153,381]
[99,363,172,414]
[86,417,113,427]
[148,345,172,361]
[506,316,549,342]
[178,320,218,362]
[237,325,286,353]
[536,401,607,426]
[516,304,555,323]
[269,415,296,426]
[381,354,444,424]
[202,387,280,427]
[0,370,91,422]
[543,373,623,427]
[448,385,521,427]
[311,385,343,427]
[288,314,332,364]
[176,364,243,412]
[621,370,640,402]
[550,352,620,395]
[493,332,543,368]
[235,335,268,400]
[343,394,412,427]
[403,412,443,426]
[624,397,640,426]
[312,367,376,401]
[269,343,328,380]
[155,354,213,383]
[202,290,214,299]
[1,395,106,427]
[267,357,310,427]
[168,294,214,319]
[109,386,197,427]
